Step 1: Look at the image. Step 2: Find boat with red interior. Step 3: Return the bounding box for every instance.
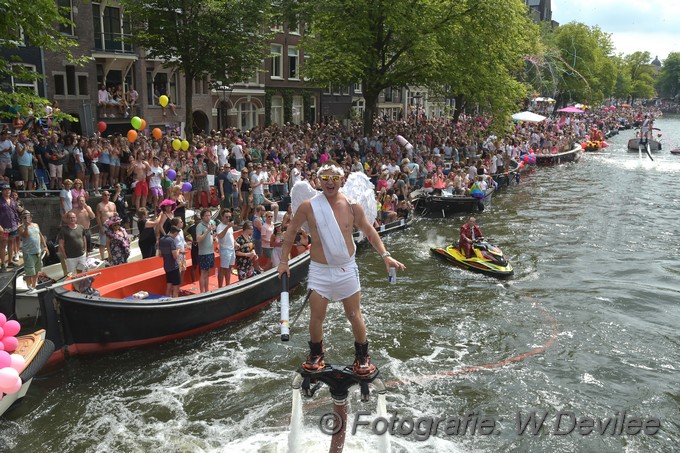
[39,243,310,363]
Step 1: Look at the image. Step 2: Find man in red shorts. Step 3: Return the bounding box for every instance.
[130,152,151,211]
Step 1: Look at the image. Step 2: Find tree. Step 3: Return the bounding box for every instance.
[121,0,272,140]
[436,0,539,127]
[0,0,85,120]
[298,0,465,136]
[623,51,657,101]
[657,52,680,100]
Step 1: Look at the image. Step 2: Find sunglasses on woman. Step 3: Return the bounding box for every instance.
[319,174,341,182]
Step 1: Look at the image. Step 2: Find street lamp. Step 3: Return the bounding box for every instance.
[413,92,423,128]
[212,80,233,129]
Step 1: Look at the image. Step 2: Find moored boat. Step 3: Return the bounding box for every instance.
[0,329,54,417]
[410,186,494,218]
[39,246,310,362]
[353,216,413,246]
[534,144,582,166]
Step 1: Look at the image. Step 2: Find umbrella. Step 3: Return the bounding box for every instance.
[557,106,584,113]
[511,111,547,123]
[621,103,632,108]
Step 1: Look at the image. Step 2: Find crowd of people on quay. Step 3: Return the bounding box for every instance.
[0,102,662,291]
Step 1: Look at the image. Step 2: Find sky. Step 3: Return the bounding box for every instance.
[552,0,680,62]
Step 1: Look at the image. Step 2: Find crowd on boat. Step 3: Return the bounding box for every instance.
[0,103,663,282]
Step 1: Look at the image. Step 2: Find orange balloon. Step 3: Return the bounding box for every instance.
[127,129,138,142]
[140,119,147,130]
[152,128,162,140]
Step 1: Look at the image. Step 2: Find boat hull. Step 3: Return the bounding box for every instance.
[410,188,494,218]
[535,145,582,166]
[627,139,662,152]
[41,251,311,358]
[430,245,513,278]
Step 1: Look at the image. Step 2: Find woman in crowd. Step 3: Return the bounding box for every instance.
[105,216,130,266]
[235,220,258,281]
[137,207,159,259]
[238,168,252,223]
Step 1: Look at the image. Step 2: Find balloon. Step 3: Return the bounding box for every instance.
[172,139,181,151]
[130,116,142,130]
[2,376,22,395]
[0,351,10,368]
[166,169,176,181]
[3,320,19,337]
[9,354,25,373]
[159,95,169,107]
[0,327,3,338]
[529,155,536,164]
[523,155,529,164]
[182,182,192,192]
[1,337,18,352]
[152,128,162,140]
[180,140,190,151]
[140,119,147,130]
[0,312,5,325]
[127,129,138,142]
[97,121,107,133]
[0,367,19,389]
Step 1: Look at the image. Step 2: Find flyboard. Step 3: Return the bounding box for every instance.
[284,172,388,453]
[638,141,654,161]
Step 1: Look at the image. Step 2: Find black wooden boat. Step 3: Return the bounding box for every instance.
[627,138,662,152]
[491,159,523,191]
[534,144,582,166]
[38,247,310,362]
[410,187,494,218]
[353,216,413,246]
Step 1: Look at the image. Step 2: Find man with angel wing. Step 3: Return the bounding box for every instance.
[278,161,405,376]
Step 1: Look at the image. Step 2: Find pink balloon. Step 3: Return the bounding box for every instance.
[0,313,6,326]
[0,367,19,389]
[9,354,25,373]
[0,342,4,351]
[0,326,4,338]
[3,320,20,337]
[1,337,18,352]
[4,376,22,394]
[0,351,10,368]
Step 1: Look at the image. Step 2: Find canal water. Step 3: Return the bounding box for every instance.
[2,116,679,452]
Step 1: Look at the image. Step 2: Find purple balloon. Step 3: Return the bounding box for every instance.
[166,169,177,181]
[182,182,192,192]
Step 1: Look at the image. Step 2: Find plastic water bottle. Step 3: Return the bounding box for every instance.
[388,267,397,284]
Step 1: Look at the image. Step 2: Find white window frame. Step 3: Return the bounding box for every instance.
[271,95,283,125]
[271,44,283,79]
[288,46,299,80]
[353,82,362,94]
[10,64,38,94]
[292,95,303,125]
[239,102,258,130]
[53,69,90,98]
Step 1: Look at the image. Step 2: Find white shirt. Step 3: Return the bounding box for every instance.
[231,144,244,160]
[217,145,229,167]
[251,171,265,196]
[216,224,235,250]
[149,165,163,189]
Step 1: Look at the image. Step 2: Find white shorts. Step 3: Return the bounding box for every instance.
[219,248,235,267]
[307,259,360,301]
[65,253,88,274]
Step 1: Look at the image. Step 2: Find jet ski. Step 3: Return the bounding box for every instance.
[431,239,513,278]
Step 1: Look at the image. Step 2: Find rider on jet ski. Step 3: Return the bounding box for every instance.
[459,216,484,258]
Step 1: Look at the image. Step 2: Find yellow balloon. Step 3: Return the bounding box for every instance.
[159,95,169,107]
[180,140,190,151]
[172,139,181,151]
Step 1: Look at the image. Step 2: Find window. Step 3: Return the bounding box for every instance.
[353,82,362,94]
[93,3,133,53]
[288,17,300,35]
[239,102,258,130]
[292,95,303,124]
[10,64,38,94]
[148,71,178,106]
[324,84,332,95]
[58,0,75,36]
[271,44,283,78]
[288,46,299,80]
[271,95,283,125]
[309,95,316,123]
[54,67,89,97]
[384,87,393,103]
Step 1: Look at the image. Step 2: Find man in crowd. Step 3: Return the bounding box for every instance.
[58,211,87,275]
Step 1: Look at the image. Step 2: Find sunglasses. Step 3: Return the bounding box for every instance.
[319,174,341,182]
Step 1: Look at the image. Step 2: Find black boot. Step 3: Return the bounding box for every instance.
[353,341,377,376]
[303,340,325,372]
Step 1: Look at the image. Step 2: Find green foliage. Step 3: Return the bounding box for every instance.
[0,0,86,120]
[623,51,657,101]
[121,0,273,138]
[657,53,680,99]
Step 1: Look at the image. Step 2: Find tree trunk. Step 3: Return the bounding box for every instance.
[362,90,379,137]
[184,75,194,141]
[452,94,466,124]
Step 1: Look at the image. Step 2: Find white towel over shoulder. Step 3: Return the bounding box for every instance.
[311,193,351,266]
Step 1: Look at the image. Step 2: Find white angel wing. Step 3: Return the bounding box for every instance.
[340,172,377,226]
[290,180,318,232]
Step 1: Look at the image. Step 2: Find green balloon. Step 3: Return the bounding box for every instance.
[131,116,142,130]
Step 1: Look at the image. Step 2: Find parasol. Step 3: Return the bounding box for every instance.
[511,111,547,123]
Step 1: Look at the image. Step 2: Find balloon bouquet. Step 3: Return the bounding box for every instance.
[0,314,24,400]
